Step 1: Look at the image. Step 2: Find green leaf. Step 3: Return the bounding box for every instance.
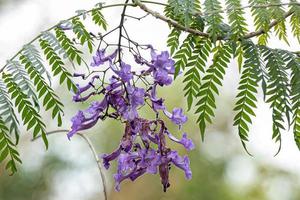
[91,9,107,30]
[289,0,300,43]
[21,44,52,84]
[55,27,83,66]
[183,39,212,110]
[249,0,272,45]
[39,38,77,92]
[0,79,20,144]
[167,28,181,55]
[195,42,232,140]
[204,0,223,42]
[0,116,21,175]
[19,53,64,127]
[233,41,260,154]
[165,0,201,27]
[2,73,48,149]
[287,55,300,150]
[72,17,94,53]
[7,60,40,110]
[225,0,248,40]
[260,46,292,155]
[269,0,289,44]
[174,34,196,78]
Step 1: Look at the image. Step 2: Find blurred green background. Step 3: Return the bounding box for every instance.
[0,79,299,200]
[0,0,300,200]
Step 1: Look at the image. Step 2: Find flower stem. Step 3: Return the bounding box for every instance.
[32,130,108,200]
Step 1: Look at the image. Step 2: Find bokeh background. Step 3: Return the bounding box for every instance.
[0,0,300,199]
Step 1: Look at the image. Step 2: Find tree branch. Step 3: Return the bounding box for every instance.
[133,0,296,41]
[32,129,108,200]
[244,10,294,39]
[133,0,209,37]
[118,0,130,63]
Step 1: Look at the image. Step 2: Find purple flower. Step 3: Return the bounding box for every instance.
[169,151,192,180]
[121,86,145,121]
[91,49,117,67]
[102,147,122,169]
[149,84,166,111]
[67,111,99,139]
[166,131,195,151]
[164,108,188,126]
[114,62,133,82]
[149,48,175,86]
[68,111,85,138]
[87,99,107,116]
[73,75,99,102]
[70,47,194,192]
[151,50,175,74]
[153,68,173,86]
[122,107,138,121]
[117,152,138,173]
[138,148,161,174]
[179,133,195,151]
[128,86,145,108]
[106,76,123,91]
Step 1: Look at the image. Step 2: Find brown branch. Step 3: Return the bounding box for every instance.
[133,0,209,37]
[244,10,294,39]
[133,0,296,41]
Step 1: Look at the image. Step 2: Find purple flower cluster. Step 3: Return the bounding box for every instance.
[68,46,194,192]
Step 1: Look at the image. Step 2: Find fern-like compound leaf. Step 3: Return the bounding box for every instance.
[0,79,19,143]
[167,28,181,56]
[55,27,83,66]
[39,39,77,92]
[260,46,291,154]
[0,116,21,175]
[7,60,40,110]
[249,0,272,45]
[72,17,94,53]
[184,39,212,110]
[287,54,300,150]
[204,0,223,42]
[91,9,107,30]
[41,31,68,58]
[173,34,196,77]
[19,54,64,127]
[195,43,232,140]
[3,73,48,148]
[269,0,289,44]
[225,0,248,40]
[165,0,201,27]
[289,0,300,43]
[233,41,260,154]
[22,44,52,84]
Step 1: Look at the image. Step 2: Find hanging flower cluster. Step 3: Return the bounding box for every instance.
[68,46,194,192]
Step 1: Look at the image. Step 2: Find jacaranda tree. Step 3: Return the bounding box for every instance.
[1,0,300,198]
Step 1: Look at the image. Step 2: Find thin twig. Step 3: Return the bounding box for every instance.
[117,0,130,63]
[125,13,149,20]
[32,129,108,200]
[133,0,209,37]
[202,2,300,16]
[77,133,108,200]
[244,10,294,39]
[0,2,137,72]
